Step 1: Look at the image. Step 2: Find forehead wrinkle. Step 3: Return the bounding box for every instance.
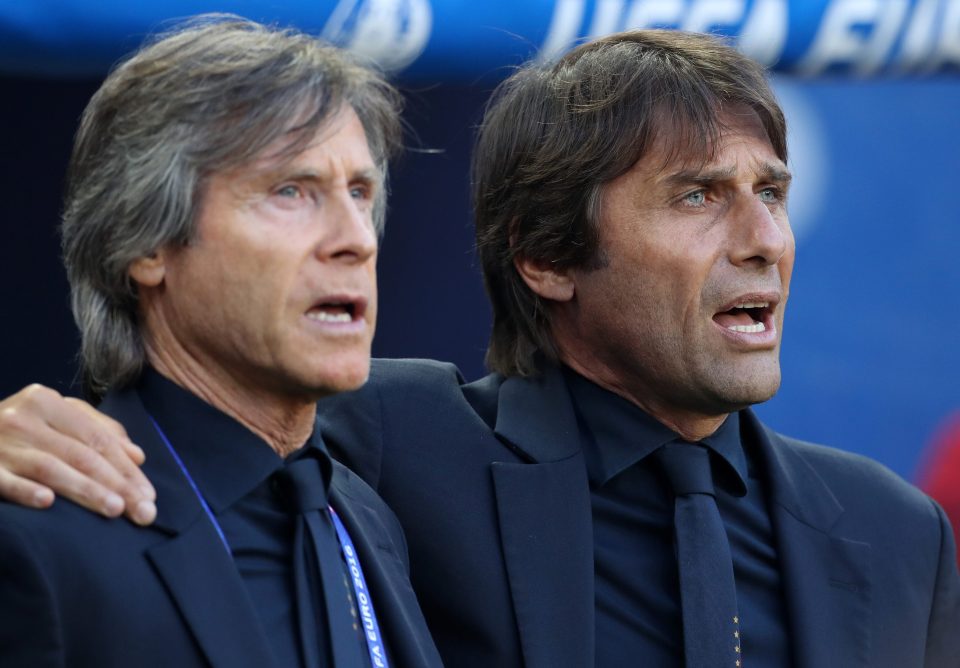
[238,140,381,190]
[243,106,376,175]
[650,106,786,187]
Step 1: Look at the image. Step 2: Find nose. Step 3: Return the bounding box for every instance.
[728,193,790,269]
[316,189,378,264]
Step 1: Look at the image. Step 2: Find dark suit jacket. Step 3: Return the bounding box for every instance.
[320,358,960,668]
[0,387,441,668]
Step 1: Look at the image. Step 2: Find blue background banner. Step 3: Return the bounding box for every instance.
[1,1,958,483]
[2,0,960,79]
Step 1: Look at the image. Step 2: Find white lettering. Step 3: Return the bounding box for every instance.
[737,0,788,66]
[323,0,432,71]
[798,0,909,75]
[623,0,684,29]
[539,0,587,62]
[860,0,910,74]
[895,0,939,71]
[897,0,940,72]
[588,0,626,37]
[682,0,745,34]
[925,0,960,72]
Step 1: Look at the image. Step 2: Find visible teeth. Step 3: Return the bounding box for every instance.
[734,301,769,309]
[728,322,766,333]
[307,311,352,323]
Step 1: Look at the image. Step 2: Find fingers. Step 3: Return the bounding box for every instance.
[3,444,126,517]
[41,419,156,525]
[0,384,157,526]
[0,467,55,509]
[62,397,156,497]
[65,397,146,462]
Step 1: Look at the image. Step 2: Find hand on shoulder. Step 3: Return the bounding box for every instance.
[0,384,156,525]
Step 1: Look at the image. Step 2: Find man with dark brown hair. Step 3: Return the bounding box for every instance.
[1,28,958,668]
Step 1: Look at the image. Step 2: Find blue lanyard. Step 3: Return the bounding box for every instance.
[329,507,389,668]
[149,416,390,668]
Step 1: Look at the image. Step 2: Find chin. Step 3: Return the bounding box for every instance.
[310,361,371,396]
[727,376,781,409]
[297,340,372,390]
[704,365,781,412]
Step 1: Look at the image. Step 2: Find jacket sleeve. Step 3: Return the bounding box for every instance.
[924,499,960,667]
[0,518,64,667]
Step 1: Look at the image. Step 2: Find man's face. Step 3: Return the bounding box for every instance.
[552,108,794,422]
[145,106,379,399]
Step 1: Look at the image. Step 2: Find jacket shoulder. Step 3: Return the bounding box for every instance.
[768,428,946,528]
[369,357,466,387]
[769,429,960,660]
[318,358,483,487]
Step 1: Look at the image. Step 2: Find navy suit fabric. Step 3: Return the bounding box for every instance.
[0,387,441,668]
[319,358,960,668]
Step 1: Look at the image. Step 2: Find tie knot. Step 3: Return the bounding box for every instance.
[274,455,330,513]
[655,442,716,497]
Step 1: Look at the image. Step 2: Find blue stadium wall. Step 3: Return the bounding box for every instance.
[1,0,958,481]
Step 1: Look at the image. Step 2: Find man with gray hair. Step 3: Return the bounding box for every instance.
[0,16,440,668]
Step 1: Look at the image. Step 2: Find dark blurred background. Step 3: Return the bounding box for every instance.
[2,0,959,485]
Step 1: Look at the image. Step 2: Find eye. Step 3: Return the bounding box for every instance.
[350,184,372,201]
[275,184,303,198]
[683,190,706,206]
[758,187,781,203]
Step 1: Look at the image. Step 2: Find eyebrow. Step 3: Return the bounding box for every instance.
[288,167,380,181]
[757,162,793,185]
[665,161,792,187]
[264,165,383,188]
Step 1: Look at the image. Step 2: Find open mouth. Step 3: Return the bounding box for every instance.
[305,298,364,324]
[713,300,774,334]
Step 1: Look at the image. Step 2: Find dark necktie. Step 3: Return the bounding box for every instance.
[655,441,742,668]
[276,455,368,668]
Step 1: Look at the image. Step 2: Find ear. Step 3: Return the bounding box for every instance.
[127,251,167,289]
[514,255,575,303]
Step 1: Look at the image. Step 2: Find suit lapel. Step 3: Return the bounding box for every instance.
[146,522,277,667]
[744,412,871,668]
[490,368,595,668]
[328,471,442,668]
[99,391,277,668]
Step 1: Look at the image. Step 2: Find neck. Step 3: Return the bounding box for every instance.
[560,357,728,442]
[144,342,316,458]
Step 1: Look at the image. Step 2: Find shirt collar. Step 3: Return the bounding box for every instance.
[700,410,748,497]
[137,367,332,513]
[562,366,748,496]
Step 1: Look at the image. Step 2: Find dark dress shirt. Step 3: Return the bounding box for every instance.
[138,369,370,668]
[562,367,792,667]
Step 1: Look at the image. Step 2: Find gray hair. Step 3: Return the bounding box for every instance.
[62,14,403,397]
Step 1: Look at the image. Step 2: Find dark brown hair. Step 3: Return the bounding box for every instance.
[473,30,787,377]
